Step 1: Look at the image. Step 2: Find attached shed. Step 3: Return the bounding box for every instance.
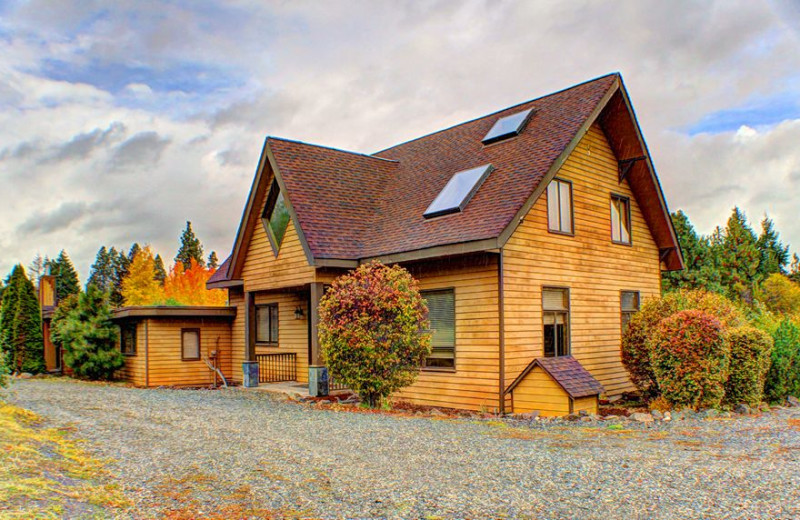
[111,306,236,388]
[505,356,604,417]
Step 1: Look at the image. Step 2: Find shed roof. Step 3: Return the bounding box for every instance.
[506,356,605,399]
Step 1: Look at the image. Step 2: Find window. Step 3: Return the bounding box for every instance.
[256,303,279,345]
[181,329,200,360]
[422,289,455,370]
[482,108,534,145]
[611,195,632,244]
[547,179,573,234]
[423,164,494,219]
[120,324,136,356]
[543,287,570,357]
[261,181,291,253]
[621,291,640,333]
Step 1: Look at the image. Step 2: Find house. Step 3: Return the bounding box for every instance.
[206,72,683,413]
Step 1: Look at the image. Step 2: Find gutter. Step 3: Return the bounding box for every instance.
[498,249,506,415]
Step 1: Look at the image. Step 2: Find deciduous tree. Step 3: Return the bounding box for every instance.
[121,246,164,306]
[162,260,227,306]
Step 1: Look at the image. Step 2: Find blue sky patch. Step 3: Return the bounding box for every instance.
[687,91,800,135]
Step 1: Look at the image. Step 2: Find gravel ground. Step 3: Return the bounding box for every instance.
[6,378,800,519]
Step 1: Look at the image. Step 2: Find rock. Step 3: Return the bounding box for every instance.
[701,409,719,419]
[663,411,672,422]
[429,408,446,417]
[786,395,800,408]
[735,404,751,415]
[580,416,593,422]
[719,411,732,419]
[602,414,620,421]
[564,413,581,422]
[650,410,664,420]
[516,411,539,421]
[630,412,654,423]
[18,372,33,379]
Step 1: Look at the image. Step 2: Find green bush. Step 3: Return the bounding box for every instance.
[622,290,746,399]
[649,310,730,410]
[724,326,773,407]
[764,319,800,402]
[318,261,431,407]
[0,348,9,390]
[60,285,124,380]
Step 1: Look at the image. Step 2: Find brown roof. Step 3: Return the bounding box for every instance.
[506,356,605,399]
[206,255,232,285]
[224,73,683,278]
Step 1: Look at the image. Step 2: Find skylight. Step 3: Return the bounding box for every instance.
[482,108,534,145]
[424,164,494,219]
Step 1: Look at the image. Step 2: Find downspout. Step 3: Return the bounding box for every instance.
[144,319,150,388]
[498,249,506,415]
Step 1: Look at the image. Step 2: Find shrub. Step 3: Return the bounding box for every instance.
[60,285,124,380]
[622,290,746,399]
[649,310,730,410]
[0,348,9,390]
[758,273,800,316]
[724,326,773,406]
[764,319,800,402]
[318,261,431,407]
[50,294,79,358]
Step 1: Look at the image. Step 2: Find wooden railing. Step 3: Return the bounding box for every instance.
[328,370,348,392]
[255,353,297,383]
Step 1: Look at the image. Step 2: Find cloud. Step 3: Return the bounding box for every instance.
[109,131,171,170]
[1,0,800,281]
[17,201,89,235]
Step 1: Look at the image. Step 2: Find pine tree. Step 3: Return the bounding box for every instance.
[208,251,219,270]
[757,216,790,276]
[154,254,167,284]
[51,250,81,302]
[175,221,205,269]
[121,246,164,305]
[108,247,129,308]
[720,207,761,302]
[0,265,44,373]
[87,246,114,293]
[662,210,723,293]
[128,243,142,262]
[60,285,123,380]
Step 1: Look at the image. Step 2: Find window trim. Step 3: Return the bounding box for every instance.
[542,286,571,358]
[620,290,641,333]
[120,323,137,357]
[255,303,279,346]
[610,193,633,246]
[181,328,201,361]
[547,178,575,236]
[421,287,456,372]
[261,180,291,257]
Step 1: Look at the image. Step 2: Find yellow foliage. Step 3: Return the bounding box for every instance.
[758,273,800,317]
[121,246,164,306]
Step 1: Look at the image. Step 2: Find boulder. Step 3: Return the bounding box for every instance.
[564,413,581,422]
[734,403,751,415]
[630,412,654,423]
[516,411,540,421]
[18,372,33,379]
[650,410,664,420]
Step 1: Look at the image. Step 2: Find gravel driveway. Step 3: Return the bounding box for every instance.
[6,379,800,519]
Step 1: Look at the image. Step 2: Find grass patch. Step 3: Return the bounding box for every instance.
[0,402,130,519]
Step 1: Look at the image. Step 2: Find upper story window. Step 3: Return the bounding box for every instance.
[256,303,279,345]
[620,291,640,332]
[542,287,570,357]
[120,324,136,356]
[611,194,632,245]
[547,179,573,234]
[421,289,456,370]
[262,181,291,254]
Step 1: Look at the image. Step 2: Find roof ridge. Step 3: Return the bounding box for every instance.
[267,136,399,163]
[371,72,620,156]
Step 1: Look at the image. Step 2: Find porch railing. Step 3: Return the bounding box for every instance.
[255,353,297,383]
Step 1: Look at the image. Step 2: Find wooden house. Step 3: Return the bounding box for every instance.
[206,73,683,414]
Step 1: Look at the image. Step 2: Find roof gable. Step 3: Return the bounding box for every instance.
[223,73,683,274]
[505,356,605,399]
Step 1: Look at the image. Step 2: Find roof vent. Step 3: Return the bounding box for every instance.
[424,164,494,219]
[482,108,534,145]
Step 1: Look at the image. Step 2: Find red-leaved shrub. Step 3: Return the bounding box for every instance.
[649,310,730,410]
[318,261,431,407]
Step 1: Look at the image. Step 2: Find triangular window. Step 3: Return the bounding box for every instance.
[261,180,291,254]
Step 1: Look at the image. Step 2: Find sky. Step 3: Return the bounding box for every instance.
[1,0,799,281]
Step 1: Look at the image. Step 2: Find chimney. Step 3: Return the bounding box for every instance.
[39,275,56,309]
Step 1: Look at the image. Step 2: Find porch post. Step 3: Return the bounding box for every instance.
[245,291,256,362]
[308,282,328,396]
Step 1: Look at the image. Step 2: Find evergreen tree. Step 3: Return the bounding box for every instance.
[121,247,164,305]
[757,216,790,276]
[87,246,115,293]
[0,265,44,373]
[50,250,81,302]
[720,207,761,302]
[154,254,167,284]
[790,254,800,284]
[108,247,129,308]
[60,284,124,380]
[208,251,219,270]
[175,221,205,269]
[128,243,142,262]
[662,210,723,293]
[29,253,45,281]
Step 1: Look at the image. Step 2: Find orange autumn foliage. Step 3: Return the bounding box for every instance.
[162,260,228,306]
